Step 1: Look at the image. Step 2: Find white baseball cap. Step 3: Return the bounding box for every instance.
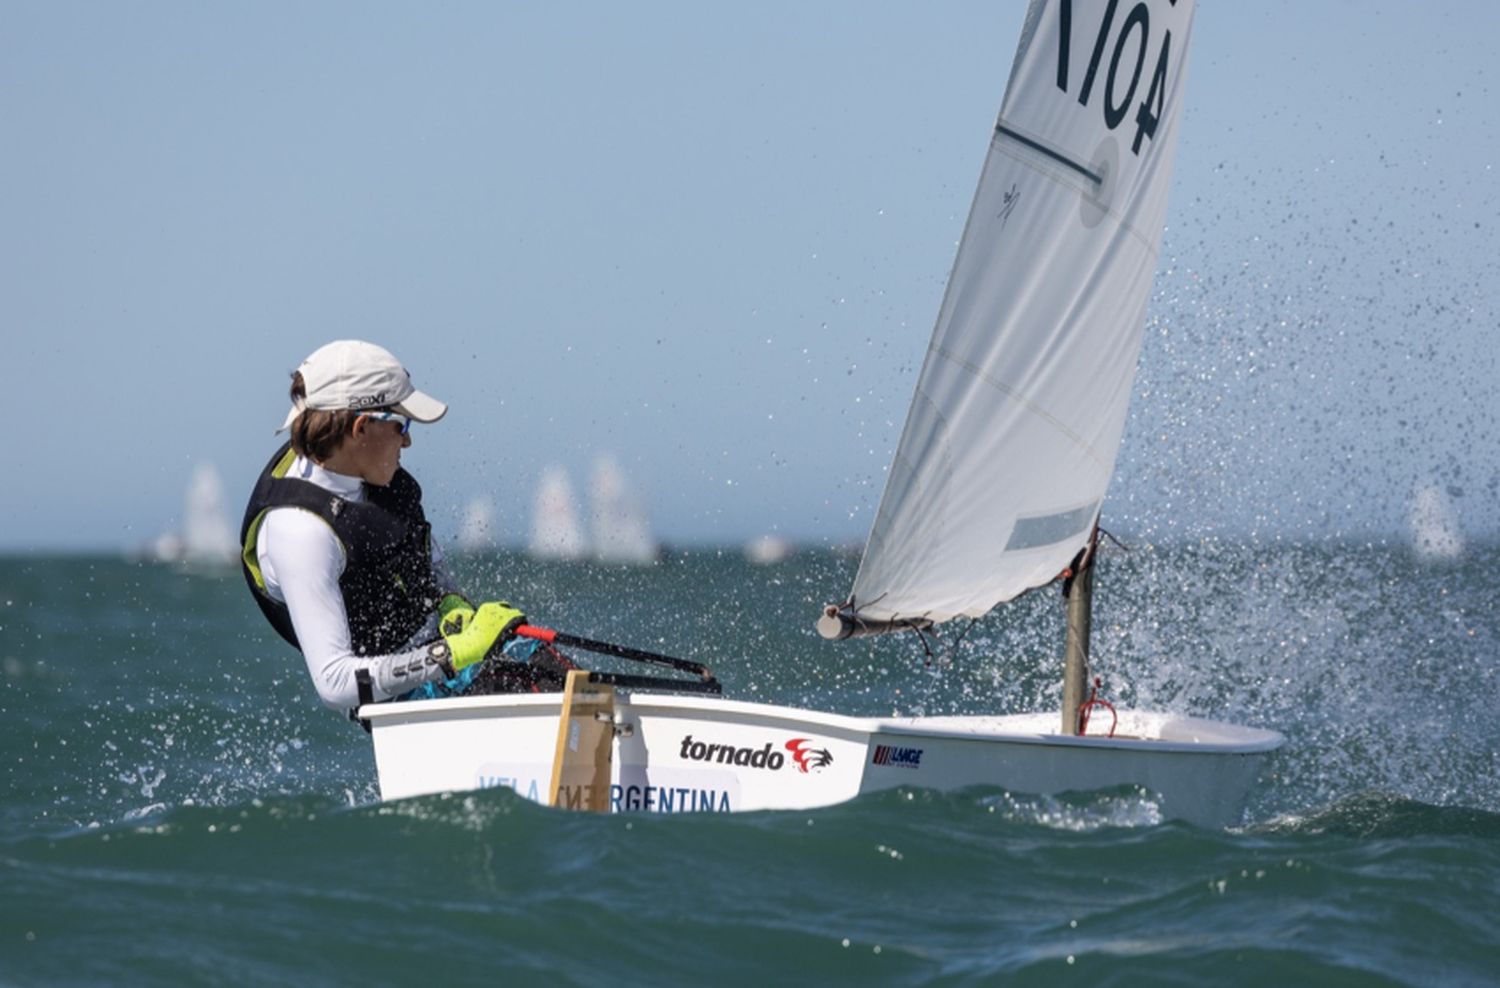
[278,340,447,432]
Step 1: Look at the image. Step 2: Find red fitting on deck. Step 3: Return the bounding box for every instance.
[1077,676,1118,738]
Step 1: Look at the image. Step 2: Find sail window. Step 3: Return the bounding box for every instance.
[1004,501,1099,552]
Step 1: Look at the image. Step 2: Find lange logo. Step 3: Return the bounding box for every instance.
[785,738,833,774]
[872,744,923,769]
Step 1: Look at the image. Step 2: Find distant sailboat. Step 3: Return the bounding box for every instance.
[744,534,794,565]
[1409,481,1463,560]
[144,462,238,569]
[528,466,588,561]
[456,496,500,554]
[588,455,658,565]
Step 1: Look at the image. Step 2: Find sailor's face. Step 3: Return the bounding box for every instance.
[354,414,411,486]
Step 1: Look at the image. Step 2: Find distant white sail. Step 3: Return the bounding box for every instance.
[588,455,658,565]
[745,535,794,565]
[457,496,500,553]
[843,0,1197,625]
[528,466,588,561]
[1409,482,1463,559]
[180,462,238,568]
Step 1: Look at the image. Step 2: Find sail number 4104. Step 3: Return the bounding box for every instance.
[1055,0,1178,154]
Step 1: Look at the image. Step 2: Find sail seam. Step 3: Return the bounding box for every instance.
[926,344,1108,469]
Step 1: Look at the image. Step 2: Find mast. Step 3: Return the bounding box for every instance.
[1059,529,1098,735]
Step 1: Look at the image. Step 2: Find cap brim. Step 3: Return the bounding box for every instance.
[395,388,447,424]
[276,405,299,433]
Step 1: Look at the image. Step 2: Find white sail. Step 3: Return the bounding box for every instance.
[180,462,238,568]
[588,454,658,565]
[456,496,500,553]
[528,466,588,561]
[1408,481,1463,560]
[842,0,1196,625]
[744,534,794,566]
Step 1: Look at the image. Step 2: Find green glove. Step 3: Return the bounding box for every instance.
[434,600,526,674]
[438,593,475,636]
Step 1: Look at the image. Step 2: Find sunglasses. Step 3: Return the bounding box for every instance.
[361,410,411,436]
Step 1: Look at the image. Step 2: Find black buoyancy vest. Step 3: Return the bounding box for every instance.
[240,442,441,657]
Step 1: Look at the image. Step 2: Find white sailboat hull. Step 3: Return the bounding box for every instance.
[363,692,1281,828]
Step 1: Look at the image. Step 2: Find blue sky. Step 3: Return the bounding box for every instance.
[3,1,1496,552]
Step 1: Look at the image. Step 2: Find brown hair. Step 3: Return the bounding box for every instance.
[287,371,362,462]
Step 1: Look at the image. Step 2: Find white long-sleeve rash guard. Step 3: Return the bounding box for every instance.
[255,455,460,711]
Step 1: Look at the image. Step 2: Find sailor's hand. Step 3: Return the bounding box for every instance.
[437,593,475,636]
[438,600,526,674]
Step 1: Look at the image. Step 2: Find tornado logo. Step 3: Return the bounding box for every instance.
[785,738,833,773]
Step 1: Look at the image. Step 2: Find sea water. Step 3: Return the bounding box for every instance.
[1,543,1496,986]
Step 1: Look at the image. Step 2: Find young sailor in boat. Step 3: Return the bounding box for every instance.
[240,340,563,718]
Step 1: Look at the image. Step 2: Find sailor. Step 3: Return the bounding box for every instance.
[240,339,528,717]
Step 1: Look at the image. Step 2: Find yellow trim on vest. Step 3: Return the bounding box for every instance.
[241,447,327,591]
[270,446,297,479]
[241,510,271,590]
